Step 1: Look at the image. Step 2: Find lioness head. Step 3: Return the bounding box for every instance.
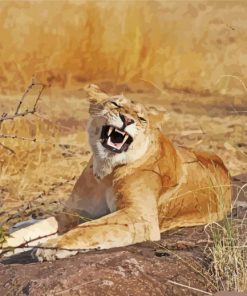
[85,84,151,177]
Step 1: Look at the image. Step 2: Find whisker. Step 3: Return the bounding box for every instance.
[90,106,104,110]
[89,109,104,113]
[91,114,107,119]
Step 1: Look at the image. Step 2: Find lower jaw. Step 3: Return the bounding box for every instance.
[101,141,128,153]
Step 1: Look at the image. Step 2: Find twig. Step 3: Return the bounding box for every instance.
[167,280,213,295]
[15,80,34,115]
[0,134,85,151]
[1,239,102,258]
[0,134,49,144]
[215,74,247,94]
[229,111,247,113]
[0,80,48,153]
[0,231,58,258]
[0,81,47,123]
[54,280,100,295]
[33,113,76,131]
[1,177,76,225]
[0,143,15,154]
[139,78,169,95]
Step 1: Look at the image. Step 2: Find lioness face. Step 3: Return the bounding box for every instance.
[88,95,150,163]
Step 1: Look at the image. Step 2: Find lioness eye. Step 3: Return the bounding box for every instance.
[111,101,121,108]
[138,116,147,122]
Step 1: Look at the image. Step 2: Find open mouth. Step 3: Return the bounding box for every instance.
[100,125,133,153]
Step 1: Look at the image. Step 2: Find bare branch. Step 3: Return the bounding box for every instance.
[167,280,213,295]
[0,134,84,152]
[0,143,15,154]
[0,80,47,124]
[0,176,76,227]
[14,80,34,115]
[0,240,101,259]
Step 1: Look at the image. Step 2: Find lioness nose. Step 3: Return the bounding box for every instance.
[120,114,134,127]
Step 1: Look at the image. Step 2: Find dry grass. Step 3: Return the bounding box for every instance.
[208,205,247,291]
[1,1,247,95]
[0,87,91,228]
[202,173,247,292]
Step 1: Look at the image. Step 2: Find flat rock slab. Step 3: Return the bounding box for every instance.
[0,226,214,296]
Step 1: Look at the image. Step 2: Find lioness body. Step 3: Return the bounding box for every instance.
[1,85,231,261]
[58,129,230,243]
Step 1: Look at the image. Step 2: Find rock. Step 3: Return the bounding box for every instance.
[0,227,213,296]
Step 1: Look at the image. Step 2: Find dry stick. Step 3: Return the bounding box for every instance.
[54,280,100,295]
[0,231,59,258]
[215,74,247,94]
[140,78,169,95]
[0,81,47,152]
[14,81,35,115]
[0,143,15,154]
[1,239,101,258]
[167,280,213,295]
[33,113,76,131]
[0,134,51,144]
[0,134,85,152]
[230,111,247,114]
[32,83,46,111]
[0,82,47,123]
[215,74,247,117]
[0,176,77,230]
[140,78,207,136]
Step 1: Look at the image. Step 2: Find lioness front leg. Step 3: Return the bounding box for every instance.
[0,217,58,257]
[33,174,161,261]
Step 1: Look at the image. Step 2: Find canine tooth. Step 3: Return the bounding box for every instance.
[115,128,125,135]
[123,134,129,144]
[108,126,114,136]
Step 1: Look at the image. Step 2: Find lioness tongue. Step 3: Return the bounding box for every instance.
[107,134,129,150]
[107,137,124,149]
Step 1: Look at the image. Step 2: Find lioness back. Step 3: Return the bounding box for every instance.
[155,134,231,231]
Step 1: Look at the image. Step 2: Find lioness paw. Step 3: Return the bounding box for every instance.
[33,247,78,262]
[32,238,78,262]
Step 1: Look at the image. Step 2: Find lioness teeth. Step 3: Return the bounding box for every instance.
[123,134,129,144]
[100,125,133,153]
[108,126,114,136]
[115,128,126,135]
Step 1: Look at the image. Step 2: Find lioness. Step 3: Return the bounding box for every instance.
[1,85,231,262]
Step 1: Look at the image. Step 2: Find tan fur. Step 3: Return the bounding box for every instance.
[1,85,231,261]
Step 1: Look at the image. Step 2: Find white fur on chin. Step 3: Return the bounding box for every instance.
[92,136,150,180]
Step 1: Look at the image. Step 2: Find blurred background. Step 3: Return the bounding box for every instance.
[1,0,247,95]
[0,0,246,228]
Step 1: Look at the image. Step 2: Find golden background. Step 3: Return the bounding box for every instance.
[1,0,247,94]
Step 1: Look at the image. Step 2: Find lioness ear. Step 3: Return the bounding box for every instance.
[84,84,109,104]
[147,105,170,129]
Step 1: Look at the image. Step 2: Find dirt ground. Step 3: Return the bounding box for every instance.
[0,83,246,295]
